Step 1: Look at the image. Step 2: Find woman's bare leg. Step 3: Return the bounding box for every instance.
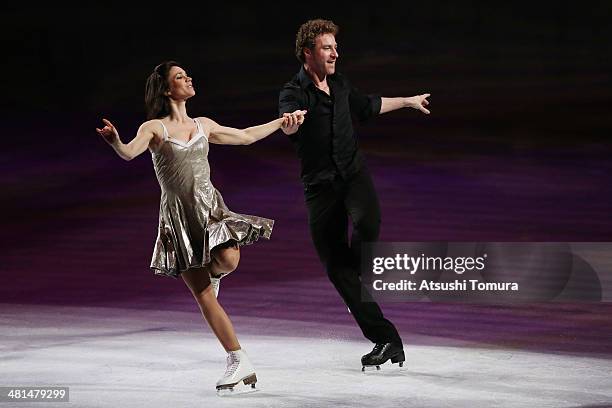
[210,243,241,277]
[182,266,240,351]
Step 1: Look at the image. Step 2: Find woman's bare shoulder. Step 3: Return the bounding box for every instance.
[196,116,220,133]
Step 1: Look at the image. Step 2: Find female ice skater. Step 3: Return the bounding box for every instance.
[95,61,305,393]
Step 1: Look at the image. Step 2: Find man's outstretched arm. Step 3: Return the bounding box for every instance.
[380,94,431,115]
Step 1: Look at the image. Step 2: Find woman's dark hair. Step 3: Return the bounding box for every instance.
[144,60,181,120]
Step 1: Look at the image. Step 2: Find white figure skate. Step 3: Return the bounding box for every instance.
[216,349,258,396]
[210,276,220,298]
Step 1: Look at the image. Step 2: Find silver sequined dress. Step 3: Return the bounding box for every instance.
[149,118,274,278]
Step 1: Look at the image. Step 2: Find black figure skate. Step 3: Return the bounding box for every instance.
[361,342,405,371]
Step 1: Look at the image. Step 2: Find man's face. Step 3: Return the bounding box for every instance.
[306,33,339,76]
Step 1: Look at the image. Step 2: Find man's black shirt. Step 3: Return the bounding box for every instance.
[278,67,381,185]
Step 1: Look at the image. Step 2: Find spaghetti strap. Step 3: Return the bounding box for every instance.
[158,120,169,141]
[194,117,208,140]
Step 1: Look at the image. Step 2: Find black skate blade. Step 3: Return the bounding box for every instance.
[361,360,406,372]
[361,365,381,372]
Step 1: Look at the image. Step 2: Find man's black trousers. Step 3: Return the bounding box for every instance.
[304,166,402,345]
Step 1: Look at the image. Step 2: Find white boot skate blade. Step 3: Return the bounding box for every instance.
[216,382,259,397]
[210,277,220,298]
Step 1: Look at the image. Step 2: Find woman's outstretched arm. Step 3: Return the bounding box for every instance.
[203,110,306,145]
[96,118,158,161]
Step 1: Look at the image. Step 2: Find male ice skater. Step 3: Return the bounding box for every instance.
[278,19,431,370]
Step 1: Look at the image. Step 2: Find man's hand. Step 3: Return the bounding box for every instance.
[405,94,430,114]
[380,95,431,115]
[281,109,307,135]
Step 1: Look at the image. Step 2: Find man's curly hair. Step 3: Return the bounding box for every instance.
[295,19,339,63]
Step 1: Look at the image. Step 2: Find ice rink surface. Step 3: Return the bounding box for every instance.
[2,303,611,408]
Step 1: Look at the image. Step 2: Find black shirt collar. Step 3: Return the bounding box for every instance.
[298,65,336,90]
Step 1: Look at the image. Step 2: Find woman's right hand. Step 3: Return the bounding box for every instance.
[96,118,120,145]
